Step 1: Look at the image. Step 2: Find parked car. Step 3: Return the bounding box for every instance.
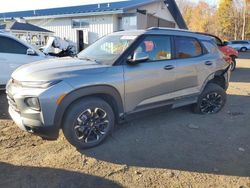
[0,32,49,89]
[226,40,250,52]
[197,32,238,71]
[6,28,231,149]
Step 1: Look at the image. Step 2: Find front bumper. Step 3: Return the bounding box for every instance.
[8,106,58,139]
[6,80,73,139]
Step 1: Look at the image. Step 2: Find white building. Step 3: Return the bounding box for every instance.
[0,0,187,52]
[0,19,53,47]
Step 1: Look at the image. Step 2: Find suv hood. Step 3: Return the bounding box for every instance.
[12,57,109,81]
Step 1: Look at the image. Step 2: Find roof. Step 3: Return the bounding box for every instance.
[145,27,212,40]
[164,0,187,29]
[0,0,187,29]
[0,21,52,33]
[114,27,211,40]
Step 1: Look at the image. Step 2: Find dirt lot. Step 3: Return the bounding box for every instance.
[0,53,250,188]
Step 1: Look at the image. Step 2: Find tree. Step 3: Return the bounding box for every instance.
[242,0,250,39]
[217,0,235,40]
[176,0,250,40]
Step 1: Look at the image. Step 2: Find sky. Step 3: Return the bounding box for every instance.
[0,0,218,13]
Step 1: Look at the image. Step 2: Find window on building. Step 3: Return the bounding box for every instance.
[119,15,137,30]
[72,19,90,28]
[175,37,202,59]
[134,35,172,61]
[0,36,28,54]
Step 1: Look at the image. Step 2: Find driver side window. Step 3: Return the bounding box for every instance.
[134,35,172,62]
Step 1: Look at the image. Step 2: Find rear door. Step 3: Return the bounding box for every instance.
[0,36,42,85]
[123,35,176,112]
[173,36,208,95]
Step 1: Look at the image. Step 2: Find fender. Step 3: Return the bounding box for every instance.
[53,85,124,129]
[201,66,230,92]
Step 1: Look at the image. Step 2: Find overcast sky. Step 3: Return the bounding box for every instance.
[0,0,218,13]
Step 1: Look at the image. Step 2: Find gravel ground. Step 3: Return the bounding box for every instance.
[0,53,250,188]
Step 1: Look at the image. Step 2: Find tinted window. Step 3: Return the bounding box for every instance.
[134,35,172,61]
[175,37,202,59]
[0,36,28,54]
[232,41,248,44]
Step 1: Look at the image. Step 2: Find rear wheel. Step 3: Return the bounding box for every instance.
[240,47,247,52]
[193,83,226,114]
[62,97,115,149]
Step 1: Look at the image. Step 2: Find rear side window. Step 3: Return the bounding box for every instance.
[202,41,219,54]
[175,37,202,59]
[134,35,172,61]
[0,36,28,54]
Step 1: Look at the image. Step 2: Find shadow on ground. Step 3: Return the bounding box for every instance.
[0,162,121,188]
[81,94,250,177]
[0,92,10,120]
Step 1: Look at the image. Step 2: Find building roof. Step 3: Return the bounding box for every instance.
[0,21,53,33]
[0,0,187,29]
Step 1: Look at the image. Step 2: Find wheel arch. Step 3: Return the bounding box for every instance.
[53,85,124,129]
[202,69,228,92]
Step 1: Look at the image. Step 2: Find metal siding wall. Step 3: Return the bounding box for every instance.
[28,15,115,45]
[29,18,77,43]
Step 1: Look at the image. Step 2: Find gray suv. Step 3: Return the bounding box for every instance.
[6,28,231,149]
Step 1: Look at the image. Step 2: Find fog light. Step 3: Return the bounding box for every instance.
[25,97,40,111]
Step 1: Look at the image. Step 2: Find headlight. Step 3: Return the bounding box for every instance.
[25,97,40,111]
[13,79,61,88]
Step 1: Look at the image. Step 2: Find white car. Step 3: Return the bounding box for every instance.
[0,32,49,89]
[226,40,250,52]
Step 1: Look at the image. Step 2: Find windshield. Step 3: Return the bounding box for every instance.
[78,34,137,65]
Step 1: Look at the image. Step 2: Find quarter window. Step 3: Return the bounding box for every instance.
[134,35,172,61]
[0,36,28,54]
[175,37,202,59]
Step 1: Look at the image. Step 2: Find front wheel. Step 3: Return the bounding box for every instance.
[193,83,226,114]
[62,97,115,149]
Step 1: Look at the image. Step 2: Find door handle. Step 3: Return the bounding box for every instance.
[164,65,175,70]
[204,61,213,66]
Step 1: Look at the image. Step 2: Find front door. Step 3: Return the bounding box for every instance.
[123,35,176,112]
[77,30,84,52]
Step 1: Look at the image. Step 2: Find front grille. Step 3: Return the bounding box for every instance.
[7,93,19,112]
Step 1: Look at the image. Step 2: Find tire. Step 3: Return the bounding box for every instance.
[230,56,236,71]
[193,83,226,114]
[240,47,247,52]
[62,97,115,149]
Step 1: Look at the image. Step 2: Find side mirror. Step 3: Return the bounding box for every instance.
[26,49,37,56]
[128,52,149,64]
[223,41,228,46]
